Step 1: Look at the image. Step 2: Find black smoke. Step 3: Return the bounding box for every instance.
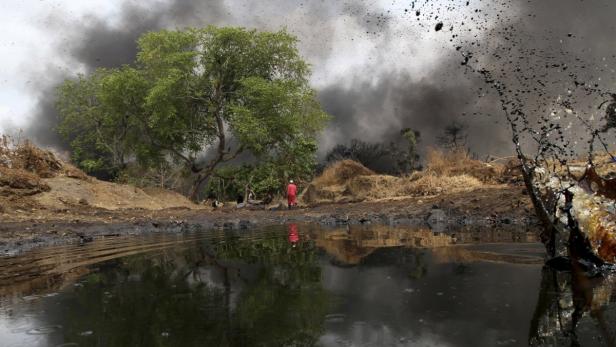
[22,0,616,160]
[317,68,509,158]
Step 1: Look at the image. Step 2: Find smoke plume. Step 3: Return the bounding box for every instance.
[22,0,616,160]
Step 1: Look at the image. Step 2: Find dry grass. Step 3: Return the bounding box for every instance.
[425,148,504,183]
[0,136,63,177]
[404,173,482,196]
[349,172,482,200]
[0,166,50,196]
[313,159,375,186]
[424,147,469,175]
[0,136,57,197]
[516,152,616,182]
[34,177,201,210]
[564,153,616,178]
[301,160,375,205]
[0,135,89,182]
[300,151,488,205]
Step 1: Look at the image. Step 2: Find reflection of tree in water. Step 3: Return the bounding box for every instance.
[51,232,330,347]
[214,233,330,346]
[529,267,616,347]
[56,251,231,346]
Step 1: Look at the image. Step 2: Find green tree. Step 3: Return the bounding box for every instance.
[57,26,329,199]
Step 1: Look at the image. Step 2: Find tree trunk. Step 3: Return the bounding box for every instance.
[189,173,209,202]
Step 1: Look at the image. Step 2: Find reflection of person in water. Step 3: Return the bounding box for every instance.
[288,224,299,247]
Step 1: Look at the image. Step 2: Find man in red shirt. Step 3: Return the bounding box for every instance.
[287,180,297,209]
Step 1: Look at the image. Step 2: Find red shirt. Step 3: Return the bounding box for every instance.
[287,183,297,197]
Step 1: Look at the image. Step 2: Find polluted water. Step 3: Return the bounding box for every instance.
[0,224,614,346]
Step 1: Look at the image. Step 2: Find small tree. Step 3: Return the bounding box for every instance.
[205,137,318,203]
[397,128,421,173]
[437,121,467,150]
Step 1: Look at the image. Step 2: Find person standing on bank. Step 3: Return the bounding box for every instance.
[287,180,297,209]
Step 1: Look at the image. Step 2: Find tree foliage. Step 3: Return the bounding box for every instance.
[57,26,329,200]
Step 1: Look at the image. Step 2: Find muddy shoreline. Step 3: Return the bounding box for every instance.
[0,187,540,255]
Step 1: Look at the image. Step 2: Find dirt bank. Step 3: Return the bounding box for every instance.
[0,184,539,255]
[0,140,537,254]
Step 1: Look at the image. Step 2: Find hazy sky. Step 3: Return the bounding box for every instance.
[0,2,114,129]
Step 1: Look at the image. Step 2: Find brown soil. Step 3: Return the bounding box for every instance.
[33,176,200,211]
[0,141,535,251]
[0,184,536,252]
